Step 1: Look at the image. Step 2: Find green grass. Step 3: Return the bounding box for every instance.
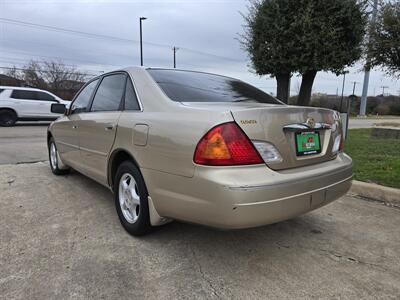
[345,129,400,189]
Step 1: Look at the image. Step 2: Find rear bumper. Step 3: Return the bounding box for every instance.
[142,153,353,229]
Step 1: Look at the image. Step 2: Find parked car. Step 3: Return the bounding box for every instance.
[47,67,353,236]
[0,86,69,126]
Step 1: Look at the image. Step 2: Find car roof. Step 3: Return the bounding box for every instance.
[0,85,53,93]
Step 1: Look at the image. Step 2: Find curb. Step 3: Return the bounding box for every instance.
[349,180,400,207]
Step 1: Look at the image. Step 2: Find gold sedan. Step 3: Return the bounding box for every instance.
[48,67,352,236]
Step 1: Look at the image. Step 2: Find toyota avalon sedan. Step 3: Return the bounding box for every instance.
[47,67,352,236]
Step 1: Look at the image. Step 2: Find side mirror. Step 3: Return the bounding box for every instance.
[51,103,66,114]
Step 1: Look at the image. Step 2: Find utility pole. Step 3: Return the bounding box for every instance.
[340,72,347,112]
[172,47,179,68]
[359,0,379,116]
[351,81,359,95]
[139,17,147,66]
[381,86,388,96]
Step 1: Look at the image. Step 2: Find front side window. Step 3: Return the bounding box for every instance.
[71,79,99,114]
[124,78,140,110]
[147,69,283,104]
[91,74,126,112]
[36,91,56,101]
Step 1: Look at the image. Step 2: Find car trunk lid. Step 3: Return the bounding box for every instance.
[230,105,341,170]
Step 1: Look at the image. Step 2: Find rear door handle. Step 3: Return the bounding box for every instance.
[72,125,77,129]
[105,124,115,131]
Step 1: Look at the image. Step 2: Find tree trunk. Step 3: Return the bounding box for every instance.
[275,73,291,104]
[297,70,317,106]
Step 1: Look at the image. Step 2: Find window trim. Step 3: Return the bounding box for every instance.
[68,70,143,115]
[68,77,101,115]
[123,76,141,111]
[88,72,127,113]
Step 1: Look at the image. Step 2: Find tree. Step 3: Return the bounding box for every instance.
[370,1,400,77]
[295,0,367,105]
[39,60,86,94]
[241,0,301,103]
[242,0,367,106]
[21,61,48,89]
[5,60,86,98]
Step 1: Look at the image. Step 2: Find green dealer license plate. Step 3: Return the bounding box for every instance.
[295,131,321,156]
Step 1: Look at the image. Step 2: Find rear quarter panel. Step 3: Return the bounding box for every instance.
[111,67,234,179]
[113,107,233,178]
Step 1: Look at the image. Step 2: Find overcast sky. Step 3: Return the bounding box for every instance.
[0,0,398,96]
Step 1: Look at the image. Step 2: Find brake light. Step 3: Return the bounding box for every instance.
[194,122,263,166]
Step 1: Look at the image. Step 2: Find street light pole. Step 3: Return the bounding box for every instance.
[139,17,147,66]
[172,47,179,68]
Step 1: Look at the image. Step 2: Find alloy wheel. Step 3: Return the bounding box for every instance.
[50,142,58,170]
[118,173,141,224]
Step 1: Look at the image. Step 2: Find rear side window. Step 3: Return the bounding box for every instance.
[124,78,140,110]
[71,79,99,114]
[91,74,126,112]
[11,90,37,100]
[147,69,282,104]
[10,90,56,101]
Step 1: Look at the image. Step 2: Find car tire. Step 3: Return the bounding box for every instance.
[48,137,70,175]
[0,109,17,127]
[114,161,152,236]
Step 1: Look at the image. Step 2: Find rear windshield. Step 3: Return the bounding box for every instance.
[147,69,282,104]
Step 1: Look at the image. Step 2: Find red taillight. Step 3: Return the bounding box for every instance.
[194,122,263,166]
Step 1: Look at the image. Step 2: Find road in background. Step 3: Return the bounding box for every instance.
[349,117,400,129]
[0,123,49,164]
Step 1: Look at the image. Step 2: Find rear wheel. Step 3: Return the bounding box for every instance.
[114,161,152,236]
[48,137,70,175]
[0,109,17,127]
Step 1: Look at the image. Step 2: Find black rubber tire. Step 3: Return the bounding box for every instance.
[114,161,152,236]
[0,109,17,127]
[48,137,70,175]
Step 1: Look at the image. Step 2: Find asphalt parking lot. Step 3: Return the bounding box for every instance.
[0,123,50,165]
[1,125,400,299]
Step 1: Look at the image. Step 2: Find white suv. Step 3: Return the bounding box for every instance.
[0,86,69,126]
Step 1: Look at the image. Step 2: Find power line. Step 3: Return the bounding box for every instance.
[0,17,141,44]
[0,17,242,62]
[0,66,97,77]
[0,48,121,69]
[0,56,104,74]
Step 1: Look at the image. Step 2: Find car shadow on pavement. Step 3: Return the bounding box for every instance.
[66,167,330,246]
